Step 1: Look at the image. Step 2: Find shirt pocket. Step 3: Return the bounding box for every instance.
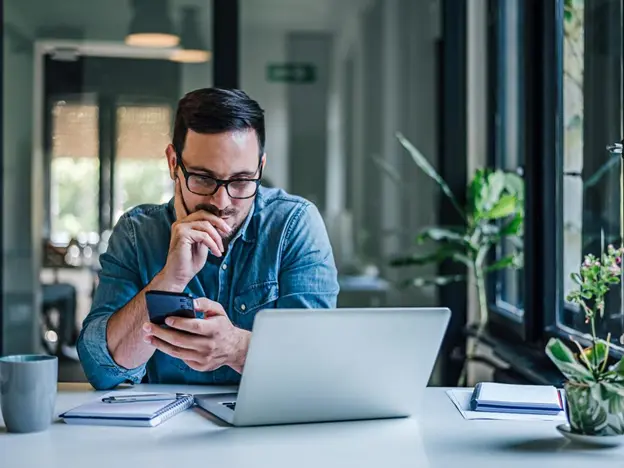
[233,281,279,329]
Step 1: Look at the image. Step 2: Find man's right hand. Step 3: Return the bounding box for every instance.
[160,178,232,290]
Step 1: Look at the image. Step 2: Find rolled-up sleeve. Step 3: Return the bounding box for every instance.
[277,202,340,308]
[77,215,147,390]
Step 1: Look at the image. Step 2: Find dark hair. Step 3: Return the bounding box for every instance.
[172,88,265,157]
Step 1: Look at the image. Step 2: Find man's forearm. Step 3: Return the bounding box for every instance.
[106,272,186,370]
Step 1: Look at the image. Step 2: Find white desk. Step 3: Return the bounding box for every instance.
[1,383,622,468]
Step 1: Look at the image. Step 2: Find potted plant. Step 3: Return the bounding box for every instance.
[382,133,524,386]
[546,244,624,436]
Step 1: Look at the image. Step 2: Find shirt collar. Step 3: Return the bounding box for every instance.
[234,201,256,243]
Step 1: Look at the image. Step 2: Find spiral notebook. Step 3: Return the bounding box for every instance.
[60,392,195,427]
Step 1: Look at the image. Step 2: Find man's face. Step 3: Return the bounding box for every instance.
[166,129,264,240]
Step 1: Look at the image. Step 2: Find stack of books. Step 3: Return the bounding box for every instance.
[470,382,563,415]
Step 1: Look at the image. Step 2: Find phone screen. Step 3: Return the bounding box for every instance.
[145,291,195,325]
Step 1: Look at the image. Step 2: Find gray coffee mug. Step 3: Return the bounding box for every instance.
[0,354,58,433]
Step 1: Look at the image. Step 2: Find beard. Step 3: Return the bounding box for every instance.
[194,203,243,242]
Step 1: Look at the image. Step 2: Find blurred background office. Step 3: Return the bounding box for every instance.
[2,0,618,389]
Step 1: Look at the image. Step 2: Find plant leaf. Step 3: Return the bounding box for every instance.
[371,155,403,185]
[506,236,524,250]
[584,340,609,368]
[505,173,524,201]
[484,254,520,273]
[390,248,472,268]
[467,168,491,217]
[416,227,468,245]
[482,194,518,219]
[396,132,465,220]
[612,356,624,377]
[571,272,583,285]
[486,171,506,207]
[545,338,595,382]
[592,382,624,415]
[390,248,458,267]
[500,213,523,236]
[405,274,467,288]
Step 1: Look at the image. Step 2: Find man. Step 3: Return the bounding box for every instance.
[77,88,339,390]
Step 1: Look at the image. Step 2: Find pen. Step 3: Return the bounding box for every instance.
[102,393,190,403]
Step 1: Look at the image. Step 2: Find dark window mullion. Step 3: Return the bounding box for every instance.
[523,0,563,342]
[98,95,114,233]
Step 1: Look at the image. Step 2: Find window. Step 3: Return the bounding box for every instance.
[489,0,525,318]
[50,101,100,244]
[113,105,173,224]
[560,0,624,343]
[48,100,174,244]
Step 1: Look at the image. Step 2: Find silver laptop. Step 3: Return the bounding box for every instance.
[195,307,450,426]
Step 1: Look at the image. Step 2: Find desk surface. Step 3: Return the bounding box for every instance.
[1,383,622,468]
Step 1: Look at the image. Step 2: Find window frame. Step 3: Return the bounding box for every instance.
[486,0,526,341]
[551,0,624,354]
[486,0,564,346]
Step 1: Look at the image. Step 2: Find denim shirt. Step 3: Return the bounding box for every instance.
[77,187,339,390]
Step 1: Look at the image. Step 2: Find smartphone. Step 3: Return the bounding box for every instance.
[145,290,195,326]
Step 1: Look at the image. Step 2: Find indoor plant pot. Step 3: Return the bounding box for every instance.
[564,381,624,435]
[546,245,624,440]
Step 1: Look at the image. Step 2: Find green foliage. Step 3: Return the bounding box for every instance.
[396,133,465,220]
[547,246,624,386]
[546,246,624,434]
[52,158,100,236]
[545,338,595,383]
[379,133,524,387]
[566,247,623,320]
[52,157,171,238]
[388,133,524,294]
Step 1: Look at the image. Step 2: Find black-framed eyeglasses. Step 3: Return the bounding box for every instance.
[176,155,263,199]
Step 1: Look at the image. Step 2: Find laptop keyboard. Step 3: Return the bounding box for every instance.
[221,401,236,411]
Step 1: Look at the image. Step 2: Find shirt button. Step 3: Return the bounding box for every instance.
[222,263,228,270]
[241,304,246,311]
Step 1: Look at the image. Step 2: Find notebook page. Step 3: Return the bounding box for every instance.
[477,383,560,406]
[62,392,179,419]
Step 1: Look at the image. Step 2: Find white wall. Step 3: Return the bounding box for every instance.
[241,28,289,190]
[326,0,440,307]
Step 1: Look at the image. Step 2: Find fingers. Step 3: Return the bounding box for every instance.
[147,336,202,361]
[185,211,232,236]
[143,322,206,348]
[186,221,225,253]
[174,178,189,221]
[193,298,227,317]
[187,227,223,257]
[165,315,218,335]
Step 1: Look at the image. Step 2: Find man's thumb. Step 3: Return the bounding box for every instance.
[193,297,226,317]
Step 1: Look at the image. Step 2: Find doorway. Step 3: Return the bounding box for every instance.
[37,42,181,365]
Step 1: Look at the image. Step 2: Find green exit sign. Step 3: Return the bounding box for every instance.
[267,64,316,83]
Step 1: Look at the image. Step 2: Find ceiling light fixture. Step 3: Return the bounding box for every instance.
[170,6,212,63]
[126,0,179,48]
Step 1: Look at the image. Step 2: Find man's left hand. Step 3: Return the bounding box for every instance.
[142,298,251,373]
